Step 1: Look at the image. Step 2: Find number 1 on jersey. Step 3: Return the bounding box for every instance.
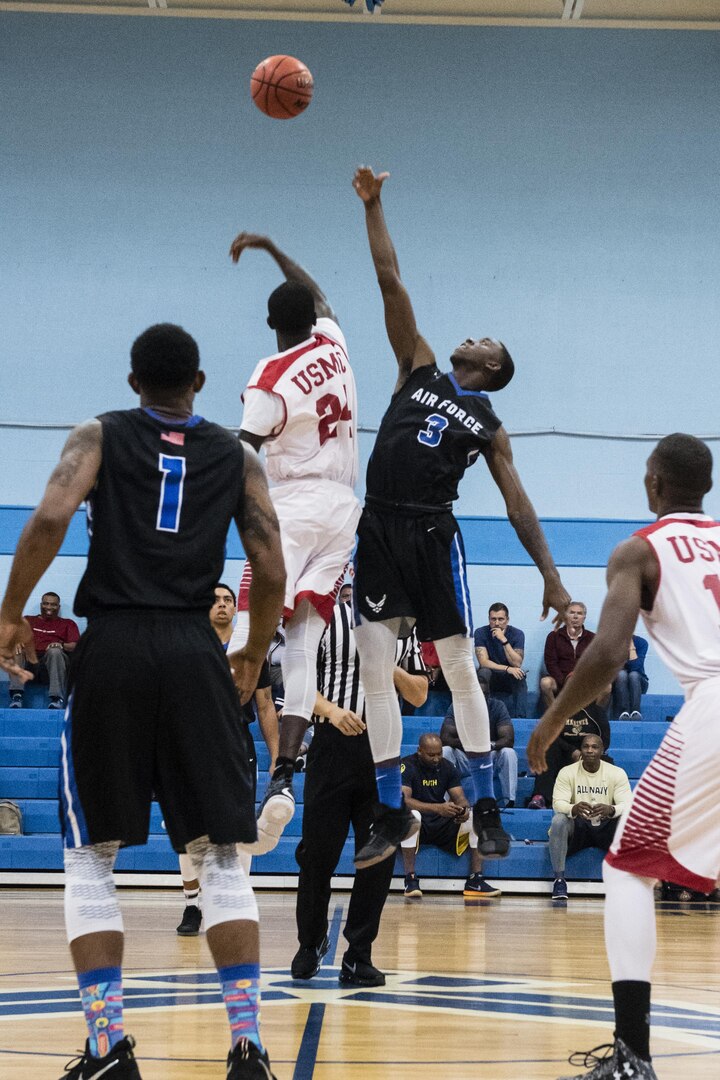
[157,454,186,533]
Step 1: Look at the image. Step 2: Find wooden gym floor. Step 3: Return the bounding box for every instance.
[1,887,719,1079]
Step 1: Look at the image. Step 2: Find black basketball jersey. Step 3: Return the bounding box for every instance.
[74,408,245,617]
[365,364,502,509]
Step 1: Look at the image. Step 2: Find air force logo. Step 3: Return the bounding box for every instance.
[365,594,386,614]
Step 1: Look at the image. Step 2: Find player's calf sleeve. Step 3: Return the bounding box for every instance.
[282,603,327,722]
[64,842,123,944]
[434,636,491,753]
[186,837,258,930]
[603,861,657,982]
[353,617,404,765]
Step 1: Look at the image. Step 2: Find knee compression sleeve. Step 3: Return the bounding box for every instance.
[187,837,258,931]
[353,617,403,763]
[603,862,657,982]
[64,842,123,944]
[434,636,490,753]
[282,603,327,721]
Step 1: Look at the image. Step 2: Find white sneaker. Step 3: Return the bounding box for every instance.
[239,777,295,855]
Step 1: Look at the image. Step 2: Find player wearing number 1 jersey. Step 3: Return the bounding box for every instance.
[0,323,286,1080]
[350,167,570,869]
[228,233,361,854]
[528,434,719,1080]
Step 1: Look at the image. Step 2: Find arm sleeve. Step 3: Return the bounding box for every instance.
[241,387,286,438]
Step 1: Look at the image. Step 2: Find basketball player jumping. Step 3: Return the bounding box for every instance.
[0,324,285,1080]
[528,433,720,1080]
[351,167,570,867]
[228,233,360,853]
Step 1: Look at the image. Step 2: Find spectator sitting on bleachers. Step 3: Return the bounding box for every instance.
[440,677,518,808]
[549,734,632,904]
[473,602,528,717]
[527,701,611,809]
[612,635,649,720]
[8,591,79,710]
[541,600,611,710]
[400,733,500,899]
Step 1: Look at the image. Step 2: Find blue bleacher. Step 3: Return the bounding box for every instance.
[0,692,682,884]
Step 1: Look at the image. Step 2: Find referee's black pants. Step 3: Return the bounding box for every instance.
[295,725,393,964]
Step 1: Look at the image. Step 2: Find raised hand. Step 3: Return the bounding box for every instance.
[229,232,271,264]
[352,166,390,204]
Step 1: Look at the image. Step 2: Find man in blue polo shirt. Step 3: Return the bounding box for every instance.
[474,603,527,717]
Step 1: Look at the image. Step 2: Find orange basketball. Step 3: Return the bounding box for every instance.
[250,55,314,120]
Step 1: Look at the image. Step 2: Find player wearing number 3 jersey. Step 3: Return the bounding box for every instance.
[228,233,361,854]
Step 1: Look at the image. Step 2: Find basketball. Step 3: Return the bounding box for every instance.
[250,55,314,120]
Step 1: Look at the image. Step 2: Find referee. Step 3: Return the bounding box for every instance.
[292,587,428,986]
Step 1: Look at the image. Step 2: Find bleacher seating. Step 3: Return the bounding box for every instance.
[0,691,682,886]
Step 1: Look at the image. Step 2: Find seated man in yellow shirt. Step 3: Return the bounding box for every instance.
[549,734,631,903]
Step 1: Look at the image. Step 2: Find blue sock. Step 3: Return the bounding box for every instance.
[78,966,124,1058]
[218,963,263,1051]
[467,752,494,802]
[375,764,402,808]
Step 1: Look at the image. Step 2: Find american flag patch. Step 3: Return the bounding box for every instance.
[161,431,185,446]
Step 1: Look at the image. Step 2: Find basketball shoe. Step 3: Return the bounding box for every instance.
[226,1038,277,1079]
[59,1035,142,1079]
[354,802,420,869]
[473,797,511,858]
[557,1038,658,1079]
[463,873,501,897]
[339,953,386,987]
[245,776,295,855]
[176,903,202,936]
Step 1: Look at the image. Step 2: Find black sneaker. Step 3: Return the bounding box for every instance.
[552,877,569,903]
[49,695,65,710]
[556,1038,658,1079]
[9,692,23,709]
[338,955,386,987]
[176,904,202,936]
[354,802,419,869]
[226,1038,277,1079]
[463,873,501,898]
[404,873,422,898]
[473,797,511,858]
[60,1035,142,1079]
[291,935,330,979]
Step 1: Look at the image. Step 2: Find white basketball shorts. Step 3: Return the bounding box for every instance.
[606,675,720,893]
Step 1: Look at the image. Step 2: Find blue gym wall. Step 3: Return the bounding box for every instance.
[2,13,719,695]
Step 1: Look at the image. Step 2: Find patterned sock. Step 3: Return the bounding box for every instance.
[218,963,263,1051]
[184,887,200,907]
[78,966,124,1058]
[466,751,495,801]
[375,764,402,809]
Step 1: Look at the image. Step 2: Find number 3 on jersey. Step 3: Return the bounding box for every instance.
[157,454,186,533]
[418,413,449,448]
[317,391,352,446]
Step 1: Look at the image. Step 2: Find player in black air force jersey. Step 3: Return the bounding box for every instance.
[351,167,571,870]
[0,324,285,1080]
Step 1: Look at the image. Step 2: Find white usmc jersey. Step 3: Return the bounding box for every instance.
[636,513,720,693]
[241,317,358,487]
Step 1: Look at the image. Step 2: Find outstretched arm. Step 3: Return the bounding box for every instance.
[230,446,286,702]
[229,232,336,321]
[352,167,435,390]
[485,427,570,624]
[527,537,655,773]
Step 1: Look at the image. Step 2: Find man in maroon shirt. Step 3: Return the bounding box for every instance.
[9,591,79,709]
[540,601,596,708]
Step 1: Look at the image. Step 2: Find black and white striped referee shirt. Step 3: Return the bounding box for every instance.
[316,601,427,717]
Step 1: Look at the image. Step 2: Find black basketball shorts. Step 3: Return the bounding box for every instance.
[418,814,471,856]
[353,506,473,641]
[59,610,257,851]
